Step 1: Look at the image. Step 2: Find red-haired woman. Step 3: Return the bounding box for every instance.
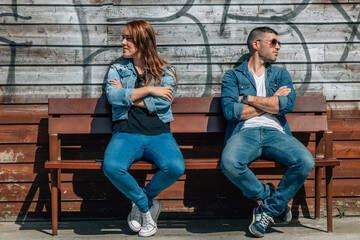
[103,20,185,237]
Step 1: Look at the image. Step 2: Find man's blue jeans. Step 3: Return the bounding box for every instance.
[221,127,314,216]
[103,132,185,213]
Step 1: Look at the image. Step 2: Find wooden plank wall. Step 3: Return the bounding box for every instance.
[0,0,360,220]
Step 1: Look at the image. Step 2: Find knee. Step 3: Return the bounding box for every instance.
[296,153,315,177]
[221,152,246,177]
[103,156,127,179]
[163,158,185,179]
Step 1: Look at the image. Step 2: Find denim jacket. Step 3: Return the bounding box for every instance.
[221,60,296,143]
[105,60,176,123]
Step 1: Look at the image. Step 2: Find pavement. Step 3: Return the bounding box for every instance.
[1,216,360,240]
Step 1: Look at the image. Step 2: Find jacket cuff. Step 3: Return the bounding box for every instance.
[143,95,156,113]
[233,102,244,120]
[125,88,134,106]
[278,95,288,114]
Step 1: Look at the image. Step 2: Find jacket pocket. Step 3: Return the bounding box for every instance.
[238,82,250,95]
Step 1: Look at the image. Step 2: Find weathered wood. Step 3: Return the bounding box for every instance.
[1,44,359,65]
[2,83,360,104]
[1,0,360,223]
[0,105,47,124]
[0,144,47,163]
[0,125,46,144]
[2,63,360,86]
[2,23,359,46]
[328,101,360,119]
[1,4,359,24]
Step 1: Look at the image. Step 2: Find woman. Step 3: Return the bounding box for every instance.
[103,20,185,237]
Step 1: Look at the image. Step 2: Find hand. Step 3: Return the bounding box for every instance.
[110,78,123,88]
[274,86,291,96]
[149,86,174,101]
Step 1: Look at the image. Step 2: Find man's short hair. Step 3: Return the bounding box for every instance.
[247,27,278,52]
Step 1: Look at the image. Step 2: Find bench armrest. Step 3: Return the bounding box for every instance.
[324,130,334,159]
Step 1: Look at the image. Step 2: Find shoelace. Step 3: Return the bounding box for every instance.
[259,213,274,229]
[142,212,156,230]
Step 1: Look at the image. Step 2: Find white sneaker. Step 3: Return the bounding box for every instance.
[149,199,162,224]
[138,211,157,237]
[127,202,142,232]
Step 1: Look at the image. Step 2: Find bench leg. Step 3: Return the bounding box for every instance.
[50,169,60,236]
[315,167,322,219]
[325,166,334,232]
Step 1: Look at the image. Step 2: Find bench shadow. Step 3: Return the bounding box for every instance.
[15,118,52,235]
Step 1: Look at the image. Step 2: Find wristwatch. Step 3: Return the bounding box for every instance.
[241,94,248,104]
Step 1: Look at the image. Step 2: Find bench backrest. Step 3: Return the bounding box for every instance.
[48,96,327,134]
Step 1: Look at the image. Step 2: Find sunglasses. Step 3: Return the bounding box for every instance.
[256,39,281,48]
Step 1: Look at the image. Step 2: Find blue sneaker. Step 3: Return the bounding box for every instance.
[249,206,274,238]
[277,206,292,223]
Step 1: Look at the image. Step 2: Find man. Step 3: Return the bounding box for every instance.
[220,27,315,238]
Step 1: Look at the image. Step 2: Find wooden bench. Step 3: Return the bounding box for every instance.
[45,96,340,235]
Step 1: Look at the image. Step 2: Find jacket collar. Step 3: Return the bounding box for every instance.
[233,59,273,90]
[234,59,273,73]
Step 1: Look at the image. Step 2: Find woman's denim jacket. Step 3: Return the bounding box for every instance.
[105,60,176,123]
[221,60,296,143]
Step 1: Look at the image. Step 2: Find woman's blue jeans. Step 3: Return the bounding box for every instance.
[221,127,315,216]
[103,132,185,213]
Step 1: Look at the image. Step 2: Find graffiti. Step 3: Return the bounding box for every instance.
[1,0,32,102]
[1,1,360,101]
[0,0,31,20]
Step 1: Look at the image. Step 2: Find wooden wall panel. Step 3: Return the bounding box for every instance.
[0,1,360,103]
[1,0,360,221]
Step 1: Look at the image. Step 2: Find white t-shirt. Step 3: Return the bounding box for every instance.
[241,67,284,132]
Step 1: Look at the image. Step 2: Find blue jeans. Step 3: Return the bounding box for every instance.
[221,127,314,216]
[103,132,185,213]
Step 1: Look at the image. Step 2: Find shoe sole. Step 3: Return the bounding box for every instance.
[138,227,157,237]
[249,208,263,238]
[127,214,141,232]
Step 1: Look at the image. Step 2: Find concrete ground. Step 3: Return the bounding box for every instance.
[1,216,359,240]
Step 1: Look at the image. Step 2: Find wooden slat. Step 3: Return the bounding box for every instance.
[48,97,110,115]
[1,158,354,184]
[48,118,112,134]
[44,158,340,170]
[48,114,327,134]
[287,115,328,132]
[48,96,326,115]
[0,105,48,124]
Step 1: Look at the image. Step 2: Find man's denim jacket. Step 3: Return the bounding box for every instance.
[105,60,176,123]
[221,60,296,143]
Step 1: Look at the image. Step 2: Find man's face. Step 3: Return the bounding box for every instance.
[256,33,281,63]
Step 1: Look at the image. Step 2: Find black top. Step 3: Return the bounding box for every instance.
[113,68,171,135]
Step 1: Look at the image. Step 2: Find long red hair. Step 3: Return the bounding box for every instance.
[125,20,177,87]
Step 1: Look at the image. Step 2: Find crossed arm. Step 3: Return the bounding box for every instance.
[110,78,173,108]
[239,86,291,120]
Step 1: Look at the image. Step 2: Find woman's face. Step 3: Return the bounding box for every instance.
[122,27,140,59]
